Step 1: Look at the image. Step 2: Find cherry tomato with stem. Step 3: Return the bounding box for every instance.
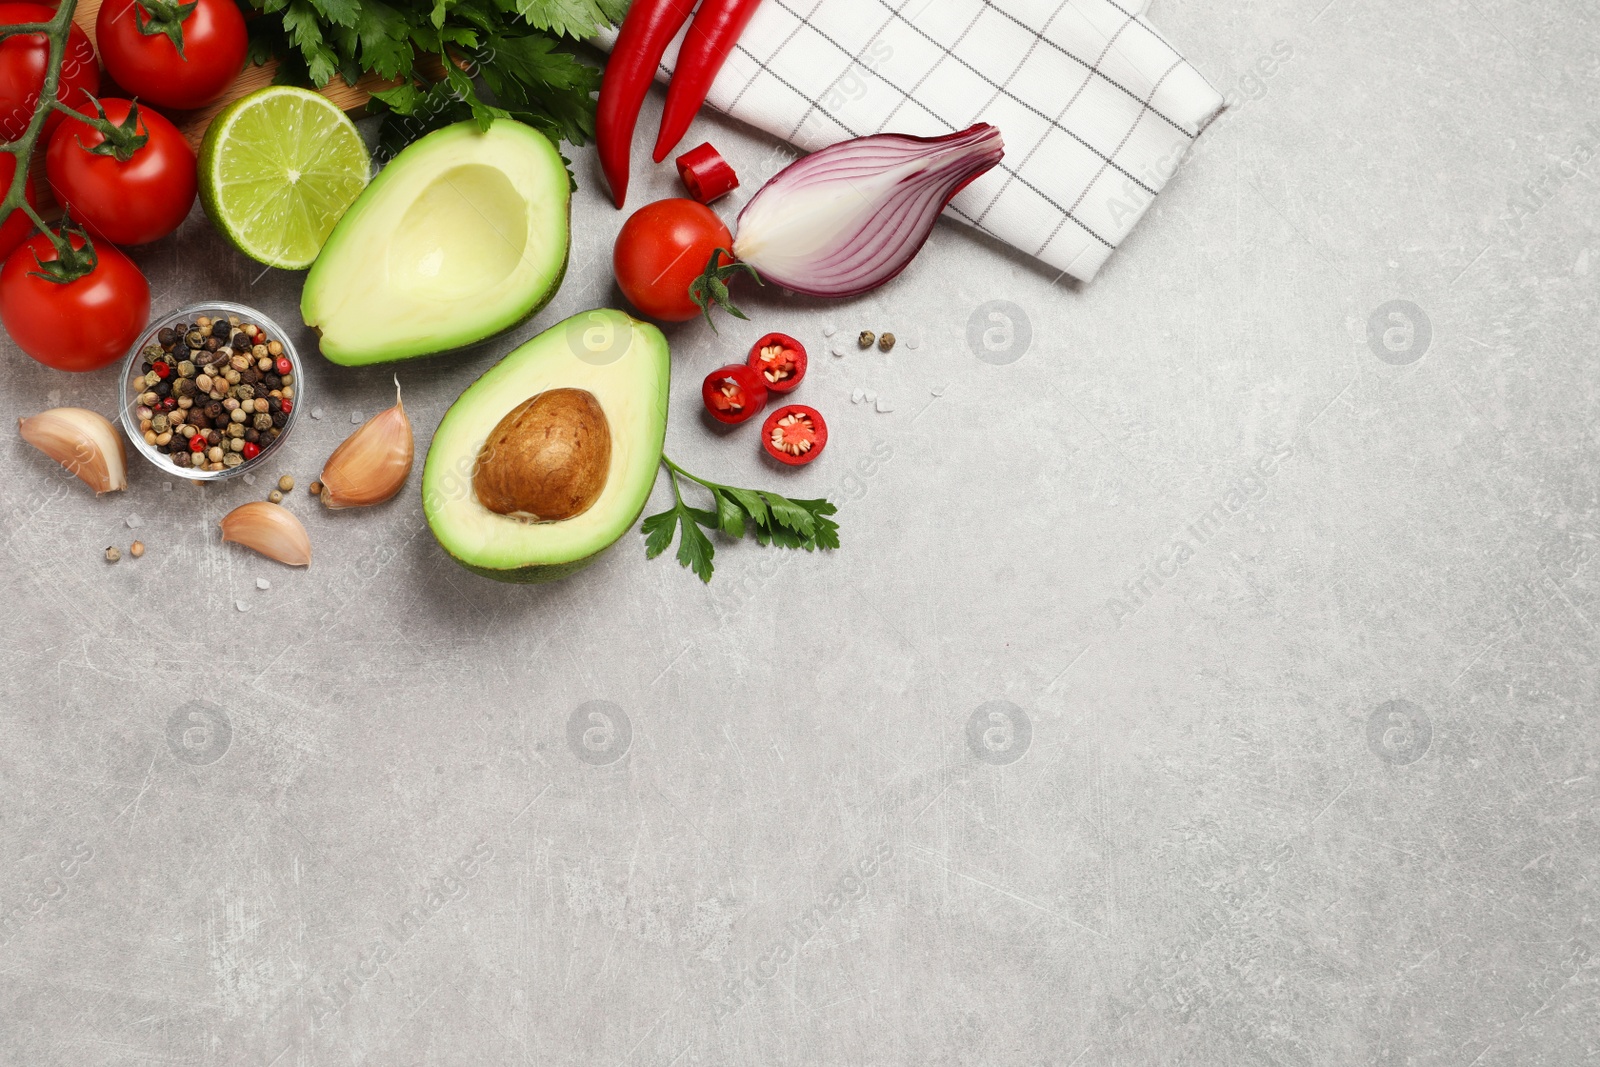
[47,98,197,246]
[747,332,806,393]
[701,363,768,425]
[96,0,247,111]
[760,404,826,466]
[0,3,99,141]
[613,198,755,323]
[1,222,151,372]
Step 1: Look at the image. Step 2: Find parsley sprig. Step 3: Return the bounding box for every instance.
[643,456,840,582]
[244,0,626,162]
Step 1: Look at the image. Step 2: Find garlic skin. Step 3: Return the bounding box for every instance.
[320,379,413,509]
[18,408,128,494]
[220,501,312,566]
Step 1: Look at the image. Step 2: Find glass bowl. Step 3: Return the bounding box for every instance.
[117,300,304,482]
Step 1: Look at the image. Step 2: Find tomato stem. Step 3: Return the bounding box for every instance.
[65,95,151,163]
[0,1,88,266]
[133,0,196,57]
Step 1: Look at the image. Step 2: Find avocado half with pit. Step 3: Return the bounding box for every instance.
[301,120,570,365]
[423,309,670,583]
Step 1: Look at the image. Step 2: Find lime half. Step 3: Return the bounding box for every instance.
[200,87,371,270]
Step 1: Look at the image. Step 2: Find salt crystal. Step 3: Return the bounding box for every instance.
[823,325,837,337]
[875,398,895,413]
[351,411,364,424]
[830,346,845,358]
[851,389,866,404]
[862,390,877,403]
[256,577,271,591]
[235,599,250,613]
[311,407,324,420]
[125,515,143,529]
[243,474,256,485]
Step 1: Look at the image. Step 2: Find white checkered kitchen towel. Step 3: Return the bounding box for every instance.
[611,0,1225,282]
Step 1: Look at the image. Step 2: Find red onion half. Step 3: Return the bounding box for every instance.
[731,124,1004,299]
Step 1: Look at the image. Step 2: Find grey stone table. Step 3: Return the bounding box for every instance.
[4,2,1598,1063]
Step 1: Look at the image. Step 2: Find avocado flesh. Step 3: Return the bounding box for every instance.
[422,309,670,582]
[302,120,570,365]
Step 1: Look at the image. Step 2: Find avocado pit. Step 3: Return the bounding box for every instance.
[474,388,611,521]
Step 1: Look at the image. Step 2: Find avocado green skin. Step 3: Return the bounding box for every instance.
[422,310,670,584]
[303,121,572,366]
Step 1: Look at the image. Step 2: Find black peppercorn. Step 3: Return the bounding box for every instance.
[175,378,196,398]
[141,360,153,373]
[271,411,286,428]
[172,451,190,468]
[210,320,230,339]
[244,428,260,444]
[262,373,281,389]
[157,327,175,346]
[153,381,171,398]
[204,337,222,352]
[267,397,282,412]
[206,429,222,445]
[204,402,223,420]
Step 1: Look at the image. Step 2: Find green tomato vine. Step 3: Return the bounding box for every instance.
[0,0,85,266]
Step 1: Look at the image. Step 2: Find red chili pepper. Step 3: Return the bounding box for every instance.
[597,0,699,208]
[701,363,768,425]
[761,404,826,466]
[675,142,740,203]
[275,356,291,375]
[188,433,206,453]
[652,0,766,163]
[241,441,260,460]
[746,332,805,393]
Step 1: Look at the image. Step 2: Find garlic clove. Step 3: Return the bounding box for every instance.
[320,377,414,509]
[18,407,128,494]
[219,501,312,566]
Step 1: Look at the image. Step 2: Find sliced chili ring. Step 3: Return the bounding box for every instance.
[701,363,769,425]
[675,142,740,204]
[747,332,806,393]
[760,404,826,466]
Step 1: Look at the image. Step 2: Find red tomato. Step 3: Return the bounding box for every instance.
[47,99,197,246]
[613,198,733,322]
[747,332,806,393]
[0,3,99,141]
[761,404,827,466]
[1,232,150,372]
[701,363,768,425]
[97,0,247,110]
[0,152,38,261]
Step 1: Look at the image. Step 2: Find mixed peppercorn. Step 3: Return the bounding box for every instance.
[131,313,294,472]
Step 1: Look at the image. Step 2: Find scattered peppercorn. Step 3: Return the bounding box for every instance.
[104,546,120,562]
[278,475,295,493]
[878,332,896,352]
[309,480,322,496]
[858,330,875,348]
[129,540,145,558]
[268,489,283,503]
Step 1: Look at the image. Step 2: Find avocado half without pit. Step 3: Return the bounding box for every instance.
[301,120,571,365]
[423,309,670,583]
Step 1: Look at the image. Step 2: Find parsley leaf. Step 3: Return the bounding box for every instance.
[243,0,621,164]
[642,457,841,582]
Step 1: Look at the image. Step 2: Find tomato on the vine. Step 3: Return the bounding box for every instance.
[613,198,733,322]
[701,364,768,425]
[761,404,827,466]
[0,152,39,261]
[46,99,197,246]
[97,0,247,110]
[1,229,150,372]
[0,3,99,141]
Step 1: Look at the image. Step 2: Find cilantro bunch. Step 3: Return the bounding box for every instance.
[244,0,628,161]
[644,457,840,582]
